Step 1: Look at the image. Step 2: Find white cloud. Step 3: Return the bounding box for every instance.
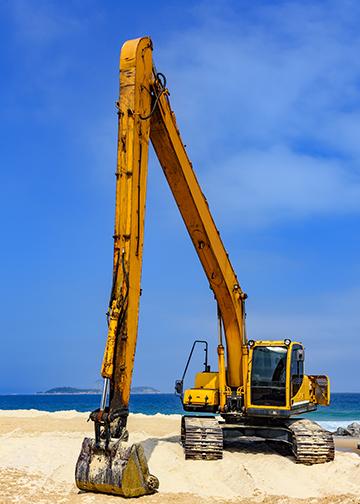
[205,145,360,227]
[153,0,360,227]
[9,0,81,46]
[246,286,360,391]
[2,0,94,123]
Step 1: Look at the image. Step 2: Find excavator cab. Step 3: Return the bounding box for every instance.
[178,337,330,418]
[246,339,330,415]
[249,342,288,407]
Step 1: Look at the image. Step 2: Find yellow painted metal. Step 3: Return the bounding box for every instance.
[183,388,219,407]
[100,34,247,409]
[100,37,153,410]
[217,344,227,410]
[286,341,292,407]
[183,372,221,408]
[194,372,219,389]
[78,39,158,496]
[75,440,157,497]
[309,375,331,406]
[245,340,326,412]
[150,84,247,389]
[101,303,120,378]
[246,341,289,411]
[292,375,310,404]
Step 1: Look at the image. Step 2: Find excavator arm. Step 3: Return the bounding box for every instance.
[100,37,153,422]
[150,76,248,391]
[76,35,247,497]
[101,36,247,420]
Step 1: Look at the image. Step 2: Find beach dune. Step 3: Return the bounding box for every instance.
[0,410,359,504]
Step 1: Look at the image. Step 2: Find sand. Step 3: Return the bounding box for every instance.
[0,410,359,504]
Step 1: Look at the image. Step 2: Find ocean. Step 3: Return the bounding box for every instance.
[0,392,359,431]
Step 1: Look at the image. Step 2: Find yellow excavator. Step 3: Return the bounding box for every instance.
[75,36,334,498]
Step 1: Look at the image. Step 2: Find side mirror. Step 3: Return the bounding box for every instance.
[175,380,183,396]
[296,349,305,362]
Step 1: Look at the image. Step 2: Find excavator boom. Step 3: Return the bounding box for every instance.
[150,80,247,389]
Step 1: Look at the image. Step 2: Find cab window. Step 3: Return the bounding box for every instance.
[251,346,287,406]
[291,345,304,397]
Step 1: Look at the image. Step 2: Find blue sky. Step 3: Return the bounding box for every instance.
[0,0,359,394]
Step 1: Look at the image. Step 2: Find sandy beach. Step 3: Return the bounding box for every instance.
[0,410,359,504]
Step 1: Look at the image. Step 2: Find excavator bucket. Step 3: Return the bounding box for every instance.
[75,437,159,497]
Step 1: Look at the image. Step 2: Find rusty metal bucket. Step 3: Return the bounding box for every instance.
[75,437,159,497]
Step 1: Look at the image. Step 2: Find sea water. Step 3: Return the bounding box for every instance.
[0,393,359,431]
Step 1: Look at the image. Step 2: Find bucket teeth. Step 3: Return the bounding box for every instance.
[75,437,159,497]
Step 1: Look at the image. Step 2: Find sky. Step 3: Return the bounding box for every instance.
[0,0,359,394]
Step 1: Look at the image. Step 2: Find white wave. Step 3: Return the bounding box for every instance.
[318,419,360,432]
[0,409,88,418]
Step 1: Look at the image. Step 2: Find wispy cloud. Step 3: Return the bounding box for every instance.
[9,0,81,46]
[2,0,94,122]
[205,145,360,227]
[154,0,360,227]
[1,0,358,393]
[246,286,360,391]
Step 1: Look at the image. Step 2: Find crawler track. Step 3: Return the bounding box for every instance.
[286,418,335,464]
[181,416,334,464]
[181,416,223,460]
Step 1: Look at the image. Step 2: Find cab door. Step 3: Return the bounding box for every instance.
[249,345,288,407]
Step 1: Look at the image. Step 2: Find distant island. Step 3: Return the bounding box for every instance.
[132,386,160,394]
[37,386,161,395]
[38,387,99,395]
